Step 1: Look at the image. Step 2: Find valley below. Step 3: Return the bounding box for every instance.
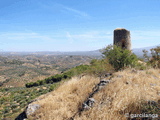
[0,53,100,88]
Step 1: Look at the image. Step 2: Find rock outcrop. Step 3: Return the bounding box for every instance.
[69,73,113,120]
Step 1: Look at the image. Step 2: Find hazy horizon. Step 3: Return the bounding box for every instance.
[0,43,159,53]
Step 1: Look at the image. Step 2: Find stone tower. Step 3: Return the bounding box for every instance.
[113,28,131,50]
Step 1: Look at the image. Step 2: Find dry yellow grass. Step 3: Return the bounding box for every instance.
[28,68,160,120]
[29,76,99,120]
[76,68,160,120]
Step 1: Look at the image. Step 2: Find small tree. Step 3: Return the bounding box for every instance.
[144,46,160,68]
[150,46,160,59]
[142,49,150,61]
[102,45,138,71]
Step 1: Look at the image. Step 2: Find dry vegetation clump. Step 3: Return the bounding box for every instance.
[28,76,99,120]
[28,68,160,120]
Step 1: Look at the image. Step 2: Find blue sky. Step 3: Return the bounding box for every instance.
[0,0,160,52]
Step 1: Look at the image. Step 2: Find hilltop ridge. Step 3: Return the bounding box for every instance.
[18,68,160,120]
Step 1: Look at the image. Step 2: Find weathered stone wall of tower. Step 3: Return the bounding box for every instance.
[113,28,131,50]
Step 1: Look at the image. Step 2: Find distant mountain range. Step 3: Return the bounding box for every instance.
[0,50,102,57]
[0,44,159,58]
[132,44,160,58]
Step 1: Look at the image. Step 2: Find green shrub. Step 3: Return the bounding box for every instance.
[149,46,160,68]
[3,107,10,114]
[141,101,160,114]
[37,80,45,85]
[135,63,147,70]
[87,58,114,77]
[49,84,58,92]
[102,45,138,71]
[25,65,90,88]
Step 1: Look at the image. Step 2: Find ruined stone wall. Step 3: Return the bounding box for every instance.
[113,28,131,50]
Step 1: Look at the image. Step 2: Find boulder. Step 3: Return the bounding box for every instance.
[26,104,40,116]
[15,104,40,120]
[99,79,110,86]
[82,98,95,110]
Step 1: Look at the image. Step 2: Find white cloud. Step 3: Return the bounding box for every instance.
[0,31,58,51]
[64,30,112,50]
[62,6,90,18]
[0,32,55,43]
[131,30,160,48]
[66,32,74,44]
[38,2,90,19]
[66,31,112,42]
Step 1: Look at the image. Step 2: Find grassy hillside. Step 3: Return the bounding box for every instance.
[26,68,160,120]
[0,58,105,120]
